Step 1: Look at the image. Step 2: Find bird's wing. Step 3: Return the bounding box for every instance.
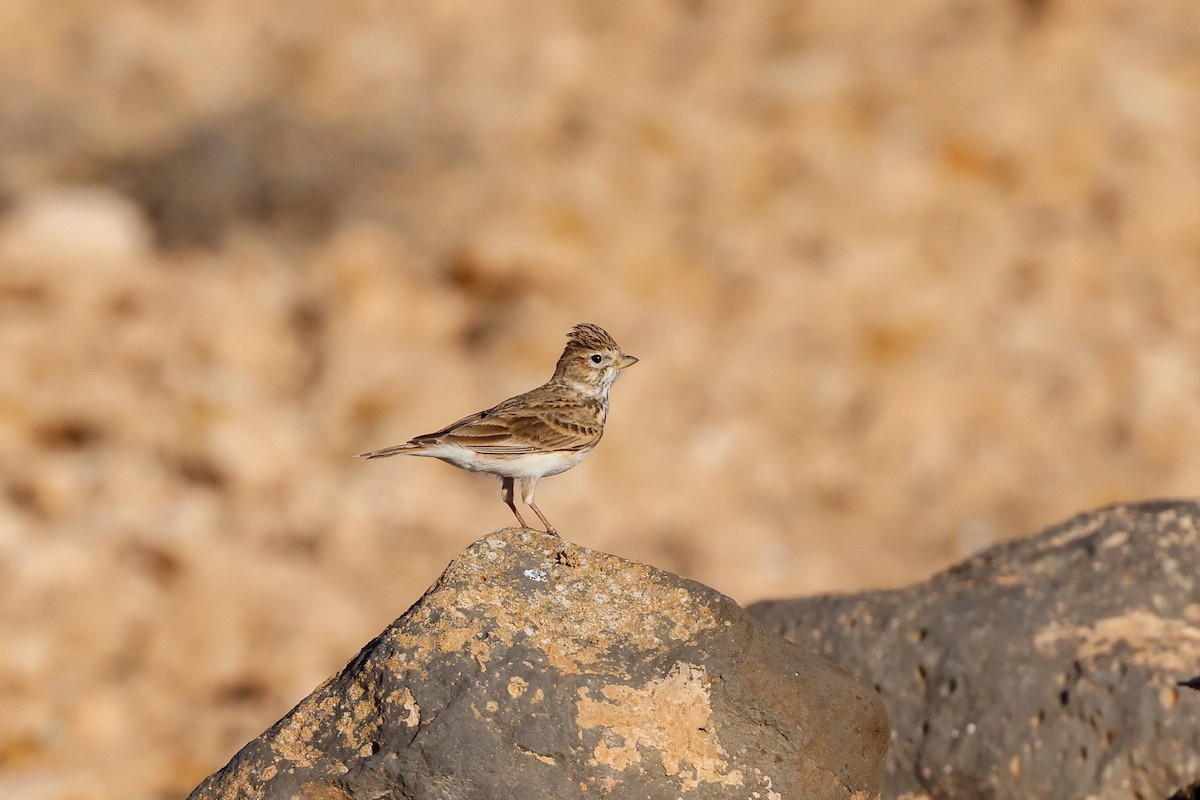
[412,390,601,455]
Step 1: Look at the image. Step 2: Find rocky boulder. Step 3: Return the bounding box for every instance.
[750,500,1200,800]
[188,527,889,800]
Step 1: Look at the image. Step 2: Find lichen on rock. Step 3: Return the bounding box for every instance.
[188,527,888,799]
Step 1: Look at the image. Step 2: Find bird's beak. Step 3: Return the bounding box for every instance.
[616,354,639,369]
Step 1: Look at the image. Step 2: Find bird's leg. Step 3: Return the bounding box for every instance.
[501,477,530,529]
[518,477,558,537]
[529,503,558,537]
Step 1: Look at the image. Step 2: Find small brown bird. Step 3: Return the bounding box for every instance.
[357,324,638,536]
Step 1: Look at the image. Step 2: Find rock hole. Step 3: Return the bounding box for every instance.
[35,418,104,450]
[176,455,229,489]
[1013,0,1053,25]
[0,283,48,305]
[213,678,270,705]
[6,481,46,518]
[289,299,327,391]
[1059,688,1070,706]
[120,541,184,586]
[108,290,142,318]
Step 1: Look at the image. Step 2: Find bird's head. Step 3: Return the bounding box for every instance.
[553,323,638,397]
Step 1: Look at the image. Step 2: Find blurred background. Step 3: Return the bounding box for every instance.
[2,0,1200,796]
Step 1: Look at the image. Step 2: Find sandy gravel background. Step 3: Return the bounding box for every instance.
[3,1,1200,797]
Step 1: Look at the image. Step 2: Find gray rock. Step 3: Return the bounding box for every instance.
[749,500,1200,800]
[188,527,888,800]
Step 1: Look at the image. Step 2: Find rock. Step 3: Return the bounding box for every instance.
[749,500,1200,800]
[188,527,888,800]
[0,185,152,272]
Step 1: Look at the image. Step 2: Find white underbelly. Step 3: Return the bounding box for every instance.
[418,444,592,479]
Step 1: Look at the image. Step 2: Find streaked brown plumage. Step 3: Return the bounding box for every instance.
[357,323,638,535]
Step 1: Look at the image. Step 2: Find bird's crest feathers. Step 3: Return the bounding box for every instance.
[565,323,621,353]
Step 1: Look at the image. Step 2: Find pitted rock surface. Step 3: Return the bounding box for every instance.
[750,500,1200,800]
[188,527,888,800]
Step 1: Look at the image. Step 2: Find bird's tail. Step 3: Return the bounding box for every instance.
[356,442,421,459]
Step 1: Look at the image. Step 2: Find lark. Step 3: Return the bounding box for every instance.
[357,323,638,536]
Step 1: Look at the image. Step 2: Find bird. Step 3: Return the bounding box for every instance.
[357,323,638,536]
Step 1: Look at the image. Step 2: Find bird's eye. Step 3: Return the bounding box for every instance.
[590,354,603,364]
